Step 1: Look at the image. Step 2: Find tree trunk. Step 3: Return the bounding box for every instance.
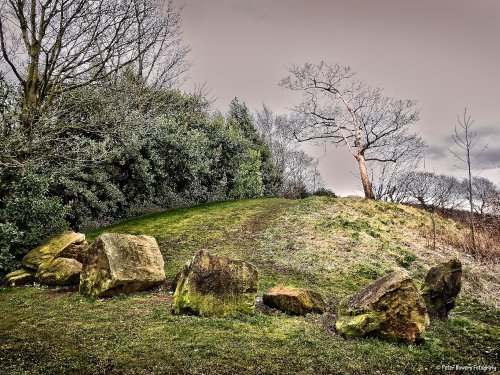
[356,154,375,199]
[431,210,436,250]
[466,148,477,252]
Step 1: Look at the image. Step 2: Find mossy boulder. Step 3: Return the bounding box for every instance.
[336,271,429,343]
[35,258,82,286]
[173,250,258,316]
[263,286,326,315]
[79,233,166,297]
[21,231,87,270]
[421,258,462,320]
[5,268,36,286]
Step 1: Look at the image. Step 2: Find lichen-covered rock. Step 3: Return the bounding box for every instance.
[173,250,258,316]
[263,286,326,315]
[36,257,82,286]
[79,233,165,297]
[421,258,462,320]
[336,272,429,343]
[170,268,184,292]
[5,268,35,286]
[21,231,86,270]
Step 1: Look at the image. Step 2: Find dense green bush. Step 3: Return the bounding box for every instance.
[0,74,282,276]
[0,173,68,275]
[311,188,338,198]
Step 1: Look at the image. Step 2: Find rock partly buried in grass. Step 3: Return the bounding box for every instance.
[421,258,462,320]
[173,250,258,316]
[336,271,429,343]
[263,286,326,315]
[35,257,82,286]
[5,268,36,286]
[79,233,166,297]
[21,231,87,270]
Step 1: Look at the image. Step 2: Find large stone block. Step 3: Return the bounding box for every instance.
[173,250,258,316]
[79,233,165,297]
[336,271,429,343]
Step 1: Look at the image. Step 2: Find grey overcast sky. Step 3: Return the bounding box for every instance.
[178,0,500,195]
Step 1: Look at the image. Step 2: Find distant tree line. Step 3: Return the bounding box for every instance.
[379,171,499,216]
[254,104,326,199]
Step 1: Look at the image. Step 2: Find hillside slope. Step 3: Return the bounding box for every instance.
[1,197,498,374]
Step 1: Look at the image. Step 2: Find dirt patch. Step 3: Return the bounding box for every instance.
[149,295,173,303]
[46,286,79,298]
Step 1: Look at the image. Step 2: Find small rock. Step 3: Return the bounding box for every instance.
[263,286,326,315]
[5,268,36,286]
[421,258,462,320]
[36,257,82,286]
[173,250,258,316]
[22,231,86,270]
[79,233,166,297]
[336,271,429,343]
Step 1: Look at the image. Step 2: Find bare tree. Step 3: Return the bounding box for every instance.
[280,62,423,199]
[404,171,438,209]
[471,176,498,216]
[449,108,485,252]
[255,104,324,198]
[399,171,465,211]
[433,174,464,211]
[128,0,190,88]
[255,104,294,171]
[371,145,423,202]
[0,0,189,124]
[282,150,323,198]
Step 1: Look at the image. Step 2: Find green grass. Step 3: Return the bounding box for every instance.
[1,197,499,374]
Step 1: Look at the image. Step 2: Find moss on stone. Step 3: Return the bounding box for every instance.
[173,250,258,316]
[421,258,462,320]
[79,233,166,297]
[35,257,82,286]
[22,231,86,270]
[336,272,429,343]
[263,286,326,315]
[5,268,36,286]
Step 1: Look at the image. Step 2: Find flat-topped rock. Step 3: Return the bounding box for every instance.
[263,286,326,315]
[336,271,429,343]
[5,268,36,286]
[173,250,258,316]
[22,231,86,270]
[79,233,166,297]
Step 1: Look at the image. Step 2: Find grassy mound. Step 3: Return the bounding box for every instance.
[1,197,498,374]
